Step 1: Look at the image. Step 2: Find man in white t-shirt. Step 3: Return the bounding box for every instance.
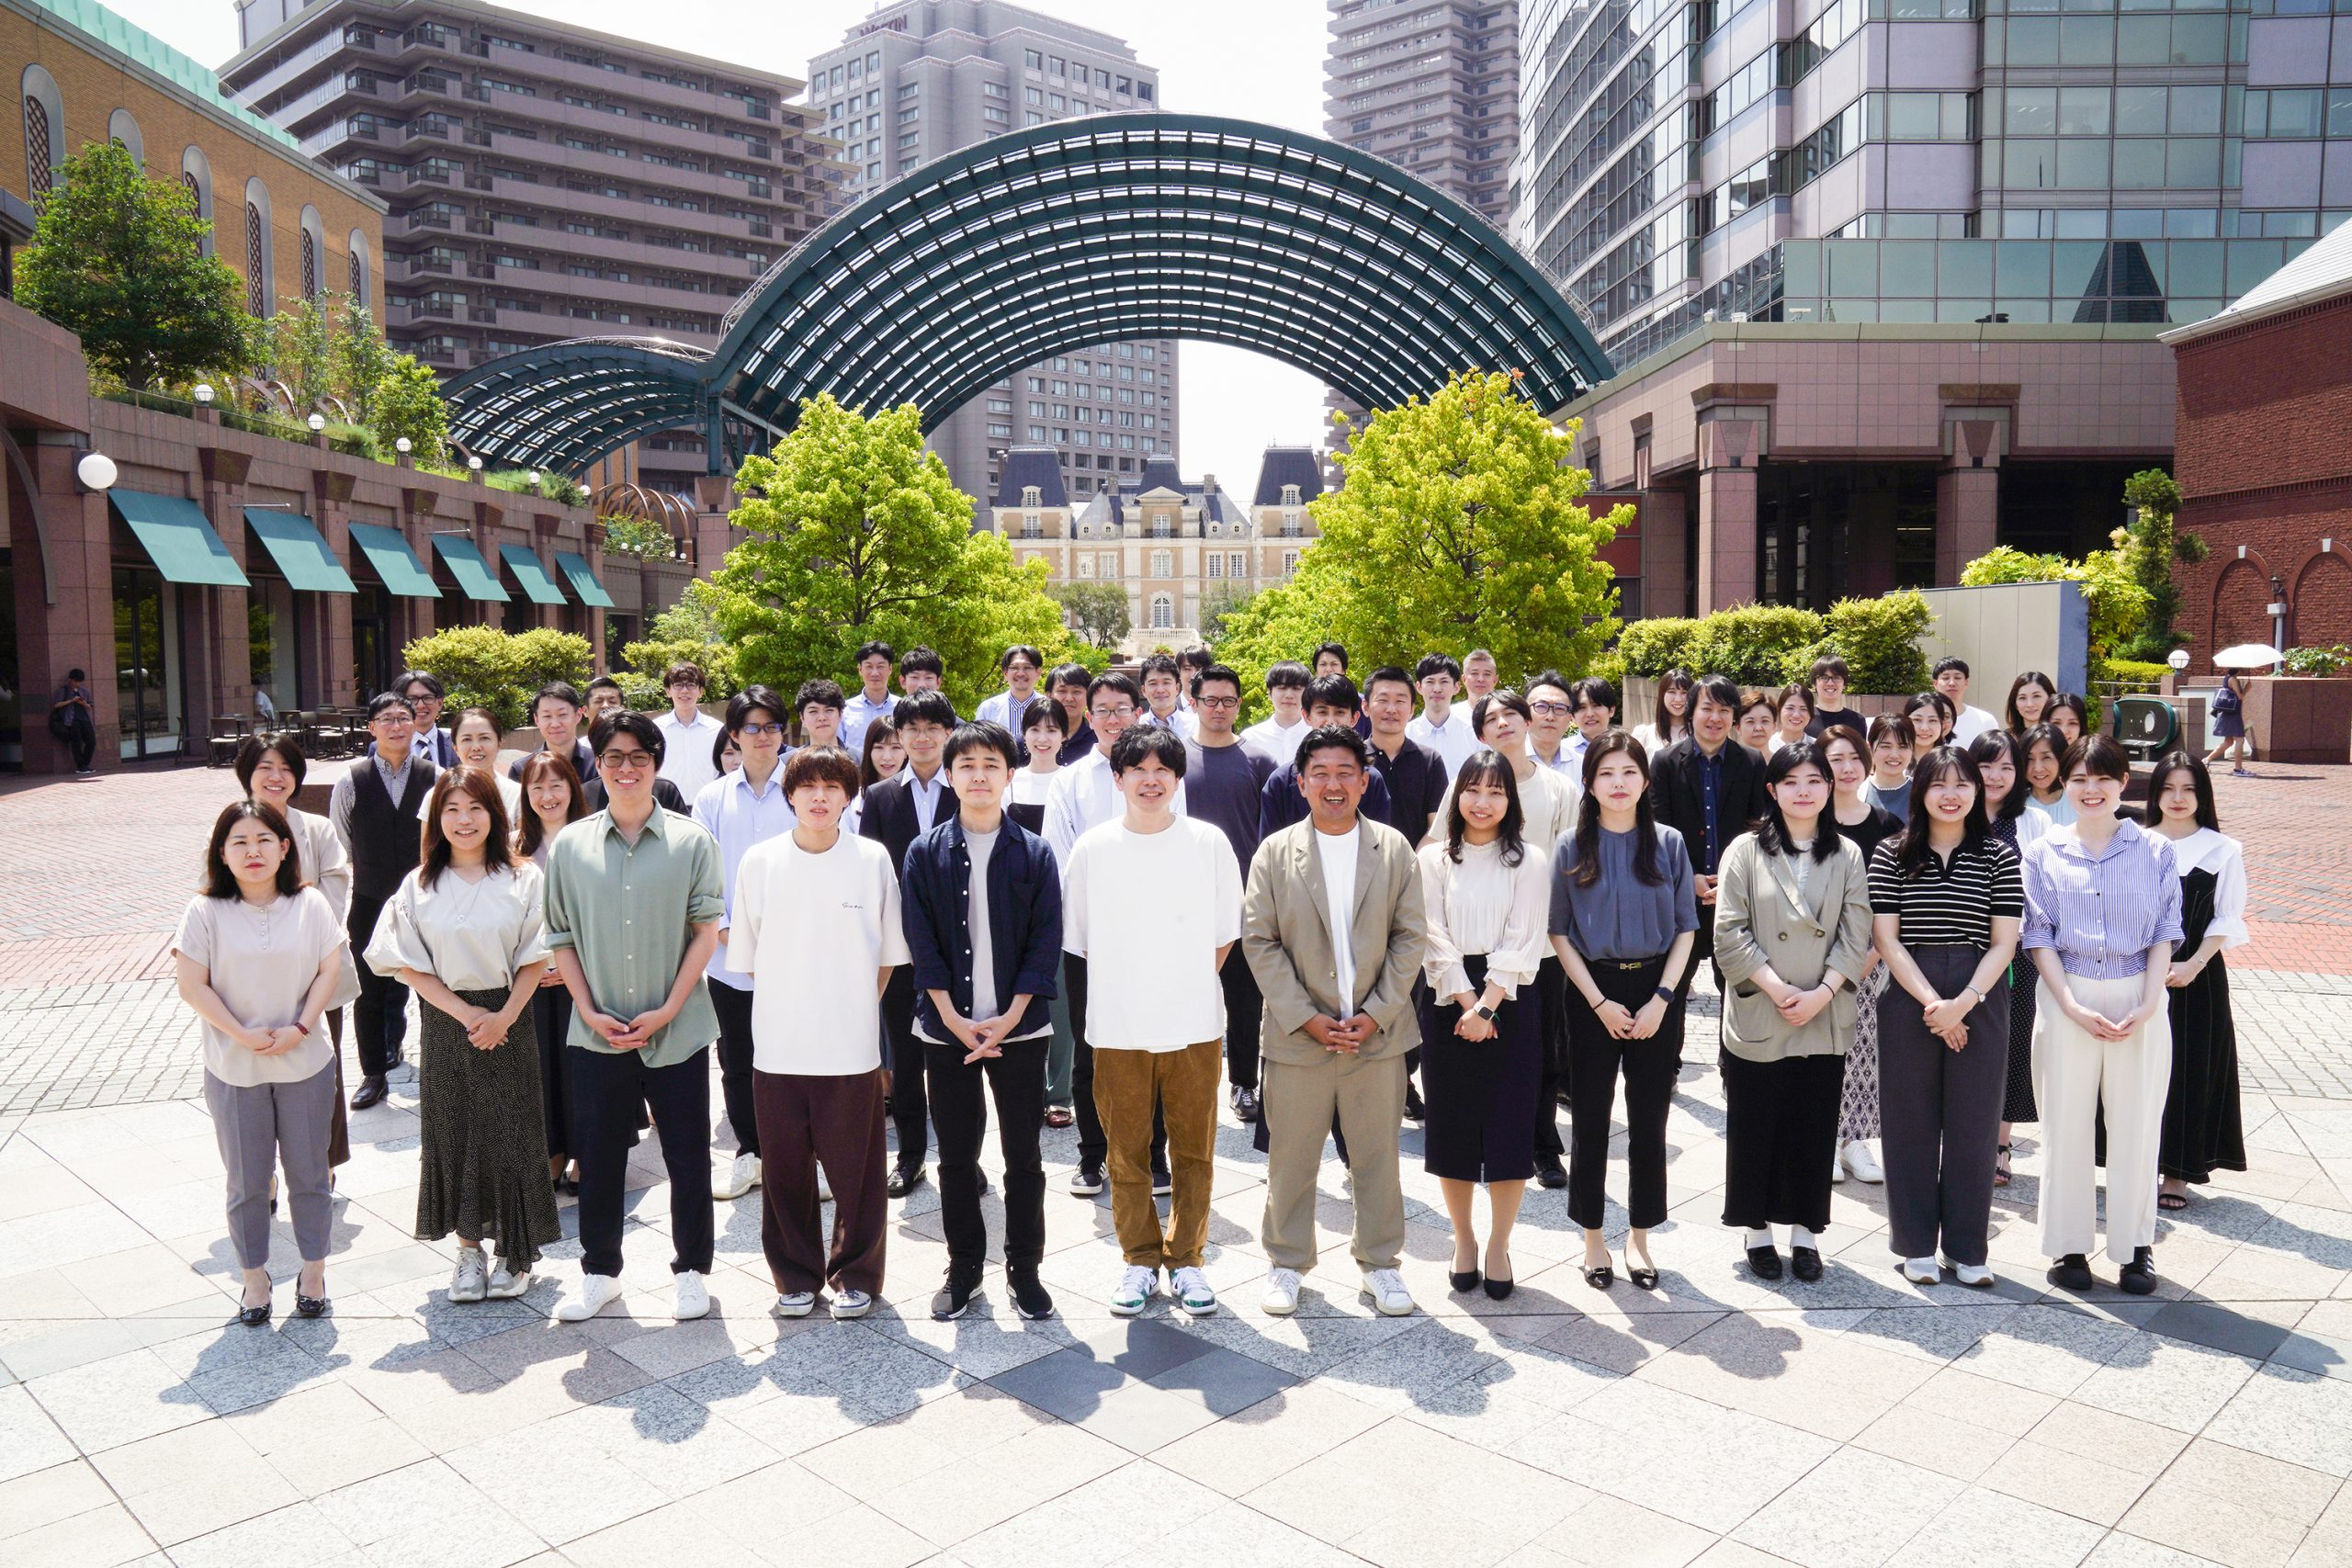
[1405,652,1481,781]
[1936,657,2001,745]
[1061,725,1242,1319]
[1238,660,1311,766]
[654,661,724,801]
[728,745,908,1324]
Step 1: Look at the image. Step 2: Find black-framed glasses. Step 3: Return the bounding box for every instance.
[738,723,786,738]
[599,750,657,770]
[1194,694,1240,709]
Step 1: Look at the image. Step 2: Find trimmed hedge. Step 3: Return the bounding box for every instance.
[1688,604,1825,688]
[1615,590,1934,695]
[401,626,594,733]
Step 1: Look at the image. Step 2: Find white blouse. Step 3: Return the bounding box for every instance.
[2163,827,2250,951]
[1416,837,1553,1000]
[364,861,551,993]
[1512,761,1579,856]
[174,889,346,1087]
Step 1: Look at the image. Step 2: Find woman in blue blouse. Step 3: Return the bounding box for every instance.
[2018,736,2183,1296]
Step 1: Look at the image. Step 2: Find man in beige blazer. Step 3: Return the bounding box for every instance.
[1243,725,1428,1317]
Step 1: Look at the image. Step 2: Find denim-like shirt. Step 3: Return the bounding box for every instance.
[899,814,1062,1044]
[2019,818,2185,979]
[1696,745,1725,874]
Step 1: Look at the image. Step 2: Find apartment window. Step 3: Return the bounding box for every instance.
[986,398,1013,413]
[1025,86,1044,107]
[1027,377,1046,392]
[1024,49,1043,69]
[988,423,1012,438]
[1206,553,1224,578]
[1116,75,1132,95]
[983,82,1007,99]
[1227,552,1244,577]
[1150,549,1172,577]
[848,57,862,79]
[1283,551,1300,577]
[1028,424,1047,441]
[983,107,1009,124]
[1077,556,1094,578]
[1096,69,1113,89]
[865,51,880,71]
[1048,55,1066,74]
[1025,111,1045,125]
[1136,83,1152,102]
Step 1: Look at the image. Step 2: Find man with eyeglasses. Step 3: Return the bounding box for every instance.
[1182,664,1277,1122]
[398,670,458,768]
[330,691,436,1110]
[656,662,723,802]
[545,712,726,1325]
[1046,671,1183,1194]
[692,686,798,1204]
[1526,674,1579,777]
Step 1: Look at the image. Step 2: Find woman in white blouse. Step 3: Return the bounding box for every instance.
[367,767,560,1304]
[447,706,525,821]
[175,802,348,1325]
[2146,753,2250,1212]
[1416,751,1553,1301]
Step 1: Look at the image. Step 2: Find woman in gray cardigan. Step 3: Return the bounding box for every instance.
[1713,739,1874,1282]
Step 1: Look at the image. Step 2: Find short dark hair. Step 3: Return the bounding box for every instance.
[728,685,788,732]
[945,720,1020,770]
[67,667,85,681]
[1296,723,1371,770]
[784,744,861,798]
[1048,661,1091,692]
[585,674,624,697]
[1868,712,1916,751]
[1933,656,1971,680]
[893,691,957,731]
[1811,655,1851,682]
[1263,660,1309,693]
[1472,689,1531,737]
[854,639,896,666]
[531,682,582,720]
[1414,652,1463,683]
[999,644,1045,672]
[1019,695,1067,736]
[794,678,845,716]
[1088,671,1142,707]
[661,661,705,688]
[395,670,445,700]
[1193,663,1243,699]
[1364,664,1414,699]
[367,691,415,722]
[201,800,302,900]
[1140,652,1180,682]
[1526,668,1571,700]
[1303,673,1360,716]
[1110,724,1187,776]
[1178,644,1213,671]
[899,645,944,679]
[2062,733,2130,782]
[1691,674,1741,713]
[1570,676,1617,711]
[234,735,307,794]
[593,710,664,762]
[1312,640,1349,671]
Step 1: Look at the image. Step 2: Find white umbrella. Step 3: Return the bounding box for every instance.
[2211,644,2286,669]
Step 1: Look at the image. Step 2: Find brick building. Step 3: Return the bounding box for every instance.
[2164,221,2352,672]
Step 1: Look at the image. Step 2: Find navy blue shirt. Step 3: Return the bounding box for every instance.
[1697,746,1724,873]
[899,812,1063,1043]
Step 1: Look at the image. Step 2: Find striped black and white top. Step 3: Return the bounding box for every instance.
[1867,834,2024,950]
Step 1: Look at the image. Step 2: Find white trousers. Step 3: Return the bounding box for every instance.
[2032,972,2173,1264]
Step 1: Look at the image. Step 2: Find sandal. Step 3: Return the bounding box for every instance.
[1043,1105,1075,1130]
[2157,1190,2189,1212]
[1993,1143,2012,1188]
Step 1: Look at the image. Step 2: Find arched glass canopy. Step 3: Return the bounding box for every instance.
[445,114,1611,477]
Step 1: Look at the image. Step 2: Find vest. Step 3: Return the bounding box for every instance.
[351,757,435,902]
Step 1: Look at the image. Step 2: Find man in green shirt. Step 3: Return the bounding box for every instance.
[544,712,726,1325]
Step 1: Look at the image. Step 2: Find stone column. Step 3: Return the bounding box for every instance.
[1639,484,1690,620]
[195,446,255,745]
[17,437,119,771]
[692,474,735,577]
[402,486,441,649]
[311,469,358,707]
[1935,414,2006,584]
[1694,416,1764,614]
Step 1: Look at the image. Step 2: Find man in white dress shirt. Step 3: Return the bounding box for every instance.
[1527,671,1578,776]
[1238,661,1311,766]
[1136,652,1197,739]
[839,640,898,757]
[1936,657,2001,744]
[1405,653,1481,782]
[655,662,724,801]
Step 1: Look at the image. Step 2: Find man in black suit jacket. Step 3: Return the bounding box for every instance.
[1646,675,1771,997]
[857,693,959,1196]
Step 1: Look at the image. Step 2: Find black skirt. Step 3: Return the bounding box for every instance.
[417,987,562,1269]
[2160,867,2247,1183]
[533,981,573,1160]
[1417,953,1542,1183]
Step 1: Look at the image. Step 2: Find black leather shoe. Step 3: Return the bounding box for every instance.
[1232,1086,1261,1123]
[349,1075,388,1111]
[236,1294,272,1327]
[1534,1157,1567,1190]
[1009,1271,1056,1320]
[1483,1272,1515,1301]
[1747,1246,1785,1281]
[1449,1268,1482,1293]
[1403,1086,1426,1122]
[2047,1253,2096,1291]
[2118,1247,2159,1295]
[975,1170,989,1197]
[888,1164,925,1199]
[295,1292,330,1319]
[1790,1247,1824,1282]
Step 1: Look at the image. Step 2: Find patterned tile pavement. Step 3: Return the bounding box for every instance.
[6,758,2352,1568]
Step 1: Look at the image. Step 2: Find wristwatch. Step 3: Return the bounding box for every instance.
[1474,1003,1496,1021]
[1654,986,1674,1004]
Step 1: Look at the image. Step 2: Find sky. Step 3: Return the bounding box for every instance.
[103,0,1340,502]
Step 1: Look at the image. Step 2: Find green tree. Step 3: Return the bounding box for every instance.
[13,141,250,389]
[400,626,592,731]
[600,514,678,560]
[330,296,398,423]
[711,394,1075,714]
[1196,581,1258,643]
[1051,581,1132,650]
[373,354,450,466]
[254,291,334,412]
[2115,468,2205,661]
[1220,372,1630,697]
[622,580,741,702]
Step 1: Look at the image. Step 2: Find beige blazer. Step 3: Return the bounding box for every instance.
[1242,818,1427,1067]
[1712,833,1873,1062]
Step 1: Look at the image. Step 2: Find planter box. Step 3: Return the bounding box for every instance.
[2245,675,2352,765]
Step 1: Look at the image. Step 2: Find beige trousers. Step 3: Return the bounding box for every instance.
[2033,973,2173,1264]
[1259,1051,1408,1272]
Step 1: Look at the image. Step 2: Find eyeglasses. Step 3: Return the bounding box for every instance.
[370,713,413,728]
[738,723,786,738]
[1193,695,1239,710]
[599,750,657,770]
[1529,701,1571,717]
[1091,704,1136,720]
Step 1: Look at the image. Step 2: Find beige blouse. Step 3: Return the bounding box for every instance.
[364,861,550,994]
[283,807,359,1009]
[1416,837,1553,1000]
[174,888,346,1087]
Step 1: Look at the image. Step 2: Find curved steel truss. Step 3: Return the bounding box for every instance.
[446,115,1611,477]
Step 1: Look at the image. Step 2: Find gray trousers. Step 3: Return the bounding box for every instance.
[1877,945,2009,1267]
[205,1064,336,1269]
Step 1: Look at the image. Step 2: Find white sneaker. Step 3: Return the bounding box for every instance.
[448,1248,489,1303]
[556,1272,624,1322]
[1170,1266,1218,1317]
[673,1270,710,1321]
[1841,1140,1885,1184]
[1361,1269,1414,1316]
[830,1287,874,1320]
[775,1292,816,1318]
[1261,1266,1303,1316]
[1901,1257,1941,1284]
[1109,1264,1158,1316]
[484,1265,531,1300]
[716,1153,762,1201]
[1945,1258,1996,1288]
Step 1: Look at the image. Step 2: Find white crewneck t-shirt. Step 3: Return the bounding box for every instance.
[1317,824,1361,1013]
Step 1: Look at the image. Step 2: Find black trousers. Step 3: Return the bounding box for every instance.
[346,893,408,1077]
[1533,954,1569,1161]
[1879,945,2008,1267]
[1221,953,1266,1093]
[1720,1049,1845,1235]
[1566,955,1684,1230]
[1067,953,1166,1171]
[924,1032,1048,1277]
[568,1044,714,1278]
[62,716,96,771]
[709,977,760,1160]
[880,968,928,1169]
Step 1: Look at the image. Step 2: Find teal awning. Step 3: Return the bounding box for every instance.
[109,490,247,586]
[499,543,567,605]
[431,534,510,603]
[243,508,355,593]
[553,550,616,608]
[345,523,441,598]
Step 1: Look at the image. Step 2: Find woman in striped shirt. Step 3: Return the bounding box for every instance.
[2019,735,2183,1296]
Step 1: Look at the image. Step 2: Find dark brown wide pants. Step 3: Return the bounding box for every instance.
[754,1067,888,1296]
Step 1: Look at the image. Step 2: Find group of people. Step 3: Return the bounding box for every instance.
[171,638,2249,1326]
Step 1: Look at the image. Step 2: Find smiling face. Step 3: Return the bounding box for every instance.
[221,817,288,888]
[1664,683,1690,719]
[1769,761,1831,824]
[1298,742,1369,830]
[1736,703,1775,752]
[1974,747,2016,809]
[1908,705,1946,751]
[868,734,904,777]
[1025,714,1068,758]
[857,653,892,694]
[1089,689,1137,752]
[1814,671,1846,705]
[595,733,658,805]
[1002,655,1039,698]
[2026,738,2061,793]
[2064,759,2123,820]
[2014,682,2050,726]
[1871,731,1912,781]
[1574,698,1613,742]
[900,719,949,773]
[1114,751,1179,814]
[533,697,578,752]
[1455,772,1510,835]
[247,750,299,809]
[453,713,501,770]
[438,784,494,858]
[368,703,416,762]
[1821,734,1868,793]
[736,707,786,771]
[1143,670,1181,714]
[401,684,443,730]
[1779,693,1812,737]
[526,770,574,824]
[1463,653,1498,697]
[1691,691,1734,748]
[1366,678,1413,737]
[1920,762,1977,825]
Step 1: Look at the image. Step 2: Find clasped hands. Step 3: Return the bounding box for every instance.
[1758,976,1836,1030]
[1305,1012,1376,1055]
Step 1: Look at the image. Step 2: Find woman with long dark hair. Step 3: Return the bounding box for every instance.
[1866,714,1916,820]
[1713,740,1874,1282]
[2045,694,2089,748]
[174,801,346,1324]
[1869,746,2023,1285]
[1968,730,2047,1184]
[1820,725,1903,1186]
[1551,732,1697,1291]
[846,716,904,835]
[2006,671,2057,735]
[517,751,587,1191]
[1905,692,1954,761]
[367,767,560,1303]
[2021,722,2073,828]
[1633,670,1692,756]
[2145,752,2248,1209]
[1416,750,1552,1299]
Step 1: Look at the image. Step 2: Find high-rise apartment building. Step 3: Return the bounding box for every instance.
[807,1,1178,508]
[223,0,842,496]
[1515,0,2352,369]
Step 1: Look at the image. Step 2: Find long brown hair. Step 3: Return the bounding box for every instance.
[1569,730,1664,887]
[420,767,516,888]
[515,751,586,859]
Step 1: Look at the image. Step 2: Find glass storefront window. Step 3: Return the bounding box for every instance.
[248,577,300,720]
[113,565,181,760]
